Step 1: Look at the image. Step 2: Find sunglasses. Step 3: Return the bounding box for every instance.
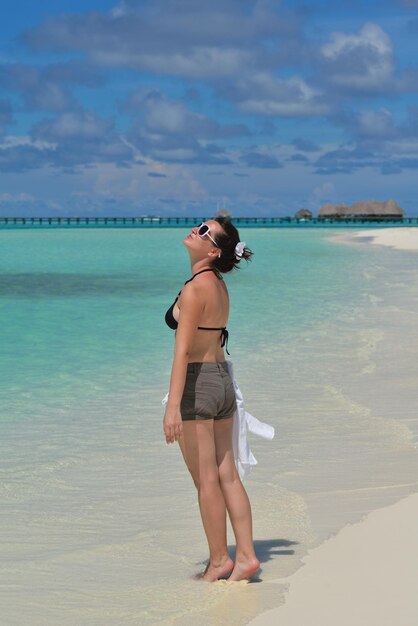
[197,222,218,247]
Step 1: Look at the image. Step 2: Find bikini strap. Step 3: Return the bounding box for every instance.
[197,327,230,355]
[184,268,222,285]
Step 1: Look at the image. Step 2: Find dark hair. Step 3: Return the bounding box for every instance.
[211,216,253,273]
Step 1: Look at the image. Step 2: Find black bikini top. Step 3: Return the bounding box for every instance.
[165,268,230,354]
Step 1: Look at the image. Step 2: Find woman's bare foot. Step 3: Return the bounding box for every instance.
[227,556,260,582]
[201,557,234,582]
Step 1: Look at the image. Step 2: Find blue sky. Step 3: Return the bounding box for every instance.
[1,0,418,217]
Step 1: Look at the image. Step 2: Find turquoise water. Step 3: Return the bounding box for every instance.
[1,227,418,625]
[0,227,372,420]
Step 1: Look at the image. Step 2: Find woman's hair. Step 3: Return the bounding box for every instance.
[211,216,253,273]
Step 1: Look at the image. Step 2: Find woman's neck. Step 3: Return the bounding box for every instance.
[190,260,214,276]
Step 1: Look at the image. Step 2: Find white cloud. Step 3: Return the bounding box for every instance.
[0,61,101,113]
[136,92,215,135]
[354,108,396,138]
[0,192,34,203]
[96,47,254,79]
[90,160,208,202]
[321,23,394,91]
[23,3,297,80]
[233,73,328,117]
[33,111,113,141]
[0,134,54,149]
[128,89,248,138]
[382,136,418,156]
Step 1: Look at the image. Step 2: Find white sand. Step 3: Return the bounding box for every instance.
[352,227,418,251]
[249,492,418,626]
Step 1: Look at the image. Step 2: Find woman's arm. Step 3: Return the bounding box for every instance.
[163,283,204,444]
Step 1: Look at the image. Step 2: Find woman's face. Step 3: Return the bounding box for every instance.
[183,220,223,260]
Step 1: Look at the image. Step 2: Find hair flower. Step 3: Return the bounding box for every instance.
[234,241,246,259]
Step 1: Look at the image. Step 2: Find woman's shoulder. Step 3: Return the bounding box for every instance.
[181,270,223,297]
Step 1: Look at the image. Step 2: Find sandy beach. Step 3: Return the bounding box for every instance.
[249,227,418,626]
[336,226,418,252]
[249,492,418,626]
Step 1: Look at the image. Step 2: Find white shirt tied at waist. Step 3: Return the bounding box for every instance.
[161,360,275,481]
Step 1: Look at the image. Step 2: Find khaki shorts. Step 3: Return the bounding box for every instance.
[181,362,237,421]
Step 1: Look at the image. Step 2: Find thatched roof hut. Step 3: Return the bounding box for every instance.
[295,209,313,219]
[318,200,403,218]
[215,209,232,218]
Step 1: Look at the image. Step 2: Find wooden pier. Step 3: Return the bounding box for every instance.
[0,215,417,229]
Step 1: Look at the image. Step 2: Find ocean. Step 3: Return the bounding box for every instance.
[1,226,417,625]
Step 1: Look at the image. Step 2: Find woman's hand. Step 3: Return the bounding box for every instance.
[163,406,183,444]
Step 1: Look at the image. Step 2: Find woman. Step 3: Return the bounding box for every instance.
[163,216,260,582]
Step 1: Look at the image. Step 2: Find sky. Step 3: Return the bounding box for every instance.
[1,0,418,217]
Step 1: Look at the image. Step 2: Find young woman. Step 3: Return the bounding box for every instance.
[163,216,260,582]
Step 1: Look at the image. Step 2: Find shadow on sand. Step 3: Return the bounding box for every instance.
[196,537,298,582]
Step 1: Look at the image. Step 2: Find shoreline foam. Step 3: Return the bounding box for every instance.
[249,492,418,626]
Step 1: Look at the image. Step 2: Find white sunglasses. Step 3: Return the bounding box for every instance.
[197,222,218,247]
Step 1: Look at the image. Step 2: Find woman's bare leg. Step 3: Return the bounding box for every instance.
[213,417,260,581]
[178,420,234,581]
